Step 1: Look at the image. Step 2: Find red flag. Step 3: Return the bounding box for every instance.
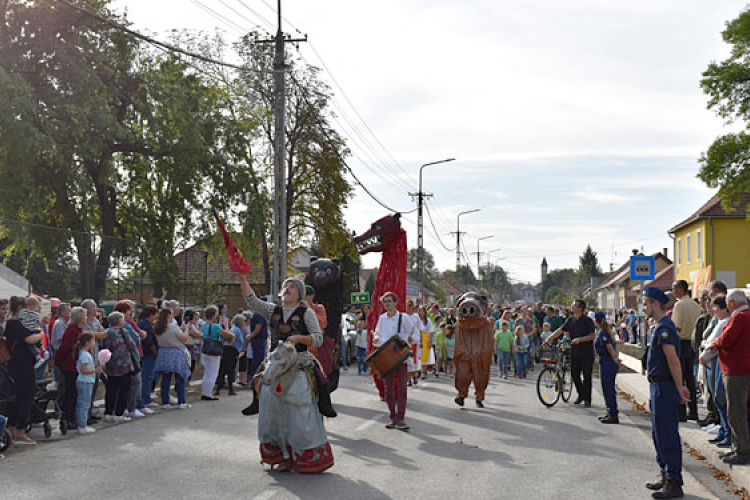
[212,210,251,274]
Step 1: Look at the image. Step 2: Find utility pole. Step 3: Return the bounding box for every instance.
[472,235,493,288]
[451,209,480,274]
[255,0,306,296]
[410,158,454,300]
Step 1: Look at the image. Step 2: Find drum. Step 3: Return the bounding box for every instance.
[366,336,412,378]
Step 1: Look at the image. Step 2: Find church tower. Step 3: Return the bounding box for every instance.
[541,257,548,283]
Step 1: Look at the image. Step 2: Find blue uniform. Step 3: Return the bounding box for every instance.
[646,316,683,486]
[595,328,619,416]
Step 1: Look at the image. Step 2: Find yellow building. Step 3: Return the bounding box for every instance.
[668,193,750,293]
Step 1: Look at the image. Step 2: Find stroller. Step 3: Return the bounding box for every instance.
[0,363,62,439]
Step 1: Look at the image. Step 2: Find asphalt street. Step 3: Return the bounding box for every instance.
[1,363,741,500]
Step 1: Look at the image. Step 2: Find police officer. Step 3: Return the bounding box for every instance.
[643,287,690,499]
[593,311,621,424]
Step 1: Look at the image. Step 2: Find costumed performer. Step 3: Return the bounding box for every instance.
[405,299,421,386]
[453,292,494,408]
[374,291,418,431]
[239,272,335,473]
[418,305,436,380]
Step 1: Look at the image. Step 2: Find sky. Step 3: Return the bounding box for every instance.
[111,0,748,283]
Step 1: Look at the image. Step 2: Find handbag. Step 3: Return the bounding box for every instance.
[120,329,141,374]
[0,336,11,364]
[202,324,224,356]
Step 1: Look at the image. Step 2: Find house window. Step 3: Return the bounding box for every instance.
[696,229,702,262]
[677,237,682,266]
[687,233,692,264]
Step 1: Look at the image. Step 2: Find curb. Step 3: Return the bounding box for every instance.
[618,352,750,495]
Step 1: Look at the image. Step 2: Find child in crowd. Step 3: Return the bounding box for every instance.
[435,323,448,375]
[444,324,455,378]
[495,320,514,379]
[74,333,101,434]
[540,322,554,344]
[514,325,530,379]
[18,296,50,370]
[355,319,368,375]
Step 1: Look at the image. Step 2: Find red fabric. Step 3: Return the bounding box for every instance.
[215,216,251,274]
[366,229,407,397]
[56,324,83,373]
[715,309,750,375]
[259,442,334,473]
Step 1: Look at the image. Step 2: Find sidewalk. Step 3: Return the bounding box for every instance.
[617,352,750,493]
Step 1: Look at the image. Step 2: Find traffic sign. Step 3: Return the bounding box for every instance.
[630,255,655,281]
[350,292,371,304]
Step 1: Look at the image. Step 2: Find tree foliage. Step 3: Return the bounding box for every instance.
[700,7,750,206]
[407,247,437,278]
[578,244,603,284]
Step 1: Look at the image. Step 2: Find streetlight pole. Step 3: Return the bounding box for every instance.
[452,209,480,272]
[474,235,493,284]
[411,158,455,301]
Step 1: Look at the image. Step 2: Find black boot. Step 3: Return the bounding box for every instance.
[241,387,259,416]
[317,383,337,418]
[651,478,683,499]
[600,414,619,424]
[475,400,484,408]
[645,475,666,491]
[454,397,465,407]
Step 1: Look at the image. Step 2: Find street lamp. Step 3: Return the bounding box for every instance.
[455,209,480,272]
[475,235,494,284]
[415,158,455,299]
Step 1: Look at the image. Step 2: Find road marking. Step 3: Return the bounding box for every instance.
[252,490,276,500]
[356,414,386,431]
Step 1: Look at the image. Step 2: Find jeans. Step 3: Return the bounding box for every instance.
[128,371,142,412]
[161,372,185,405]
[75,380,94,429]
[497,350,511,377]
[140,354,157,406]
[357,346,368,374]
[0,414,6,439]
[571,354,594,403]
[516,351,528,375]
[341,338,348,367]
[714,389,731,443]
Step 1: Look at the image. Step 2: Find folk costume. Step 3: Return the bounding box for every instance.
[244,283,335,474]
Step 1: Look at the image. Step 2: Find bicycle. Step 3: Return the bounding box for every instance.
[536,344,573,407]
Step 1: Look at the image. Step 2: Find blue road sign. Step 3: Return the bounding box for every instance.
[630,255,655,281]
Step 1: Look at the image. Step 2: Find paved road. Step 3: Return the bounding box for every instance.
[1,365,740,499]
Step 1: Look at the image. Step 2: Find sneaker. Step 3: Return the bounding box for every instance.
[178,403,192,409]
[169,396,178,405]
[114,415,131,423]
[34,357,46,370]
[395,421,410,431]
[78,427,96,434]
[385,420,397,429]
[46,381,58,391]
[104,414,115,422]
[130,409,145,418]
[146,402,159,408]
[14,435,37,445]
[707,426,721,435]
[140,407,155,415]
[151,392,158,400]
[162,404,171,409]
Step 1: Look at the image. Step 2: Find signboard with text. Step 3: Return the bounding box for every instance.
[630,255,655,281]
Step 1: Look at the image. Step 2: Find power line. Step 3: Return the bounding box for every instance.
[189,0,250,36]
[258,0,303,34]
[424,202,456,252]
[215,0,271,33]
[56,0,259,72]
[234,0,277,32]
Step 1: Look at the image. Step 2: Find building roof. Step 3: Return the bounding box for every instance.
[631,263,674,292]
[669,193,750,234]
[597,252,671,290]
[541,257,547,267]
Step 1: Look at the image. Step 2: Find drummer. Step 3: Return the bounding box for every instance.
[374,291,418,431]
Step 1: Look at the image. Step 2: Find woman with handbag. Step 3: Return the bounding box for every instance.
[103,311,137,422]
[137,306,159,409]
[153,309,192,409]
[201,305,233,401]
[114,301,149,418]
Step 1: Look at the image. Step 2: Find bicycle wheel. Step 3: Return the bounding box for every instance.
[560,368,573,402]
[537,366,561,407]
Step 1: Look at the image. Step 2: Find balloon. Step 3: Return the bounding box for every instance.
[98,349,112,366]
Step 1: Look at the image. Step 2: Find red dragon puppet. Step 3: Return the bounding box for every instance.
[354,213,407,399]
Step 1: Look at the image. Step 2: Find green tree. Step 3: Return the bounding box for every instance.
[540,268,577,303]
[364,272,376,295]
[700,8,750,204]
[577,244,603,285]
[407,247,437,278]
[456,264,477,286]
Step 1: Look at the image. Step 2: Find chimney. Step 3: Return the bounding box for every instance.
[663,247,668,259]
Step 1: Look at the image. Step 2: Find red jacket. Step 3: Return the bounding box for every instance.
[56,324,83,373]
[714,309,750,376]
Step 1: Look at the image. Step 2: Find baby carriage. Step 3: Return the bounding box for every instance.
[0,364,61,439]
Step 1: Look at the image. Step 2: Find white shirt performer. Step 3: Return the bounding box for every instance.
[374,292,418,431]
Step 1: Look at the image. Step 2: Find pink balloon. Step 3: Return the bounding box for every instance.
[98,349,112,366]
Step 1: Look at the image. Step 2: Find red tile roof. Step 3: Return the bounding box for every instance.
[631,264,674,291]
[669,193,750,233]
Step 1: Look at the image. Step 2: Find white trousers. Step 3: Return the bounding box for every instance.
[201,354,221,397]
